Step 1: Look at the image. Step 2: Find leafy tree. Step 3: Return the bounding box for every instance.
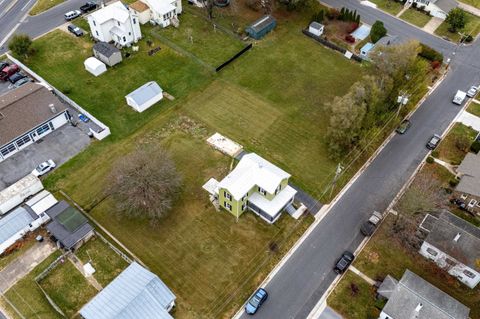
[108,146,182,223]
[8,34,33,59]
[369,20,387,43]
[446,8,467,33]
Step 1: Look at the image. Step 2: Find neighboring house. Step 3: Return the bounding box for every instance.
[129,0,182,27]
[0,190,57,255]
[87,1,142,47]
[455,151,480,214]
[203,153,297,223]
[93,42,123,67]
[308,21,324,37]
[408,0,457,19]
[0,83,70,162]
[80,262,176,319]
[419,211,480,288]
[125,81,163,112]
[246,15,276,40]
[45,201,94,251]
[84,57,107,76]
[360,36,403,60]
[377,269,470,319]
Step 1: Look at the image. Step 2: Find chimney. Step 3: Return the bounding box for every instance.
[48,103,56,113]
[454,233,461,242]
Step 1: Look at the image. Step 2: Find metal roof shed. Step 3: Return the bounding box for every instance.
[84,57,107,77]
[80,262,176,319]
[125,81,163,113]
[246,15,276,40]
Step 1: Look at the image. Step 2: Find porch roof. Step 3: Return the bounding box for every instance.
[248,185,296,218]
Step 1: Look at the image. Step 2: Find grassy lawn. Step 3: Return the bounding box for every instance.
[75,236,129,286]
[435,11,480,42]
[39,259,98,318]
[468,101,480,117]
[434,123,478,165]
[400,8,432,28]
[29,0,64,15]
[2,251,63,319]
[368,0,404,15]
[459,0,480,9]
[328,271,381,319]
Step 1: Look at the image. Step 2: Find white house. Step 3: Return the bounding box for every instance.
[129,0,182,27]
[84,57,107,77]
[87,1,142,47]
[419,211,480,289]
[408,0,457,19]
[125,81,163,112]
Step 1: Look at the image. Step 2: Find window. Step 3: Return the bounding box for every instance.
[275,184,282,195]
[258,187,267,196]
[93,20,96,26]
[224,202,232,211]
[242,203,247,211]
[224,191,232,201]
[129,32,131,36]
[468,199,477,207]
[241,195,248,202]
[0,144,16,157]
[463,270,476,279]
[426,247,438,256]
[118,21,121,26]
[123,36,126,42]
[16,135,31,148]
[36,123,50,135]
[96,30,99,37]
[445,258,456,267]
[133,18,136,24]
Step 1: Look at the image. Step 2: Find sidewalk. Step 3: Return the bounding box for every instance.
[458,2,480,17]
[422,17,443,34]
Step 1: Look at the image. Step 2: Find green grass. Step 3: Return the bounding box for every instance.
[459,0,480,9]
[435,123,478,165]
[29,0,64,15]
[75,236,129,286]
[328,271,381,319]
[400,8,432,28]
[39,260,98,318]
[468,101,480,117]
[3,251,62,319]
[367,0,404,15]
[435,11,480,42]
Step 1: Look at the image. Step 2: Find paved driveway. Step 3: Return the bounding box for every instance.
[0,123,91,190]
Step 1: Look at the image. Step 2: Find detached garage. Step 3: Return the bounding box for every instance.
[84,57,107,77]
[125,81,163,112]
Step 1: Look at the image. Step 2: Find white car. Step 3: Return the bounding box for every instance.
[31,160,56,177]
[467,86,478,98]
[64,10,81,20]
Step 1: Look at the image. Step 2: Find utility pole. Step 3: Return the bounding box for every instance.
[330,163,344,198]
[396,92,409,118]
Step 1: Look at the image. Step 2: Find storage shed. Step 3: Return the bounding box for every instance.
[308,21,324,37]
[93,42,122,67]
[84,57,107,76]
[246,15,276,40]
[359,42,375,59]
[125,81,163,112]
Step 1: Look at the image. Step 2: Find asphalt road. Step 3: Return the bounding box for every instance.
[239,3,480,319]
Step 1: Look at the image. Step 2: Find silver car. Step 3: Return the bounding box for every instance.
[467,86,478,98]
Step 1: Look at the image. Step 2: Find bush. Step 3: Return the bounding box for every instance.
[419,44,444,63]
[347,22,359,33]
[455,135,471,152]
[462,35,474,43]
[426,156,434,164]
[345,35,355,43]
[431,150,439,157]
[431,60,441,69]
[311,9,325,23]
[470,140,480,153]
[412,2,417,7]
[327,8,340,20]
[245,0,260,11]
[8,34,33,58]
[370,20,387,43]
[449,179,459,187]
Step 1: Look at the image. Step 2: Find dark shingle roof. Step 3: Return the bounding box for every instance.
[456,152,480,197]
[93,42,121,58]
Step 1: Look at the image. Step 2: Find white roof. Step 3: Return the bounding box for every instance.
[218,153,290,200]
[126,81,163,106]
[89,1,130,24]
[25,190,57,216]
[202,178,219,196]
[84,57,105,70]
[143,0,176,14]
[248,185,296,218]
[206,133,243,157]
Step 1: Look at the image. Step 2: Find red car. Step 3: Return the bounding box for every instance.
[0,64,19,81]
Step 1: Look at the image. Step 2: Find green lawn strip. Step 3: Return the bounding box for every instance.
[400,8,432,28]
[459,0,480,9]
[3,251,63,319]
[367,0,403,15]
[467,101,480,117]
[328,271,381,319]
[435,11,480,42]
[434,123,477,165]
[29,0,64,15]
[353,215,480,318]
[39,259,98,317]
[75,236,129,286]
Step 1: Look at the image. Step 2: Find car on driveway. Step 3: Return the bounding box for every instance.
[0,64,19,81]
[32,160,56,177]
[396,119,411,134]
[426,134,441,150]
[334,251,354,274]
[78,114,90,122]
[8,72,26,84]
[467,86,478,98]
[11,77,32,88]
[67,24,84,37]
[245,288,268,315]
[64,10,81,20]
[80,1,97,12]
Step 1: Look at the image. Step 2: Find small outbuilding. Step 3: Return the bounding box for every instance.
[359,42,375,59]
[308,21,324,37]
[93,42,122,67]
[84,57,107,77]
[125,81,163,113]
[246,15,276,40]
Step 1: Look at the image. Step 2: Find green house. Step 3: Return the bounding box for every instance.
[203,153,296,223]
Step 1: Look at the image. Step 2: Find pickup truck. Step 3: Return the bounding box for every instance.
[360,211,383,236]
[453,90,467,105]
[0,64,19,81]
[80,1,97,13]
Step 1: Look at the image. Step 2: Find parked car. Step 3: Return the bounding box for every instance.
[426,134,441,150]
[78,114,89,122]
[8,72,26,84]
[0,61,9,71]
[396,119,411,134]
[31,160,56,177]
[67,24,84,37]
[80,1,97,12]
[467,86,478,98]
[0,64,19,81]
[453,90,467,105]
[64,10,81,20]
[245,288,268,315]
[450,198,467,211]
[334,251,355,274]
[11,77,32,88]
[360,211,383,236]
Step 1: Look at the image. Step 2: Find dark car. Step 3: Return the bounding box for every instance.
[426,134,441,150]
[0,61,9,71]
[0,64,19,81]
[80,1,97,12]
[245,288,268,315]
[396,119,411,134]
[12,77,32,88]
[8,72,26,84]
[68,24,84,37]
[334,251,355,274]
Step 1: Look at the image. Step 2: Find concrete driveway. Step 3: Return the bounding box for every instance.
[0,123,91,190]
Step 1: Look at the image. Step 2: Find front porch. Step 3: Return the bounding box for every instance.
[247,185,297,224]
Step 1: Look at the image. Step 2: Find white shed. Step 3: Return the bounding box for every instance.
[125,81,163,112]
[84,57,107,77]
[309,22,324,37]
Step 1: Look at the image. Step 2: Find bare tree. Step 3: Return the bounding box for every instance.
[107,146,182,223]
